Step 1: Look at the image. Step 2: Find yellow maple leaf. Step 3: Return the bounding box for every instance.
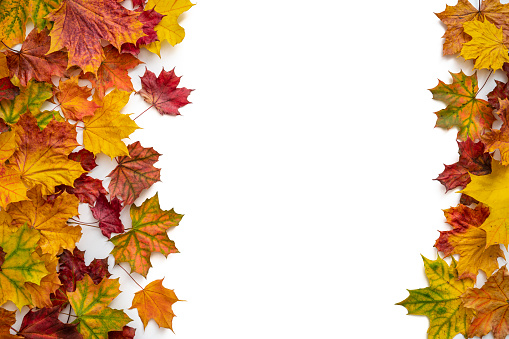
[82,89,139,158]
[130,279,181,330]
[460,161,509,246]
[24,252,61,308]
[0,54,9,79]
[0,164,28,209]
[0,131,16,163]
[7,186,81,256]
[461,19,509,71]
[145,0,194,56]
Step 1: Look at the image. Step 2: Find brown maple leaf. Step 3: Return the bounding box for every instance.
[46,0,145,73]
[121,9,164,55]
[55,76,100,121]
[4,28,67,87]
[108,141,161,205]
[0,78,19,101]
[138,68,192,116]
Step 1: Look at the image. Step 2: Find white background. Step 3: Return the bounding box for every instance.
[8,0,502,338]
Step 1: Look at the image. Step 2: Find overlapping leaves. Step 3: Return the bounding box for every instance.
[0,0,193,336]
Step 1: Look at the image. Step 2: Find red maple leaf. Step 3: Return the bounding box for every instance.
[91,193,124,238]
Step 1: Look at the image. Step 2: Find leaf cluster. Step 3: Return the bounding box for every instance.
[0,0,194,337]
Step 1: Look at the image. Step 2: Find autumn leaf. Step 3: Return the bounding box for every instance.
[0,130,17,163]
[8,113,85,194]
[397,255,474,339]
[60,174,108,205]
[131,279,181,330]
[82,89,139,158]
[0,308,20,338]
[0,224,49,309]
[91,193,124,238]
[435,138,492,191]
[110,193,182,277]
[482,99,509,164]
[462,266,509,338]
[7,186,81,257]
[139,68,192,116]
[430,70,494,141]
[144,0,194,55]
[46,0,145,73]
[461,19,509,71]
[435,203,503,280]
[0,80,53,125]
[68,275,132,339]
[4,28,67,87]
[18,306,82,339]
[81,45,142,98]
[68,149,98,171]
[55,76,100,121]
[0,246,5,269]
[488,63,509,108]
[108,141,161,205]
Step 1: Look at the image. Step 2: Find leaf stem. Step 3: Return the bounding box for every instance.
[117,264,144,290]
[476,69,493,97]
[133,105,153,120]
[0,41,18,53]
[10,326,18,334]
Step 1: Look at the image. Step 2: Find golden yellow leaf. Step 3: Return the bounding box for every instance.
[82,89,139,158]
[461,19,509,71]
[0,131,16,163]
[8,187,81,257]
[0,164,28,210]
[145,0,194,55]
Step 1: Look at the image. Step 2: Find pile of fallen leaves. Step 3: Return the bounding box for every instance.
[0,0,193,337]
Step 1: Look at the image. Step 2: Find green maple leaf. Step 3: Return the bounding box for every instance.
[68,275,132,339]
[110,193,182,277]
[397,255,474,339]
[430,70,494,141]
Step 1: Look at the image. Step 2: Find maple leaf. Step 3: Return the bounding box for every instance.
[82,89,139,159]
[91,193,124,238]
[0,308,20,339]
[0,78,20,101]
[435,203,503,280]
[435,138,492,191]
[131,279,181,330]
[139,68,192,116]
[121,9,164,55]
[8,113,85,194]
[430,70,494,141]
[4,28,67,87]
[461,19,509,71]
[59,248,111,292]
[110,193,182,277]
[462,266,509,338]
[108,326,136,339]
[144,0,194,55]
[55,76,100,121]
[0,0,60,47]
[68,275,132,339]
[108,141,161,205]
[24,253,61,308]
[7,186,81,257]
[81,45,142,98]
[0,80,53,125]
[0,224,49,309]
[397,255,474,339]
[18,306,82,339]
[0,130,17,163]
[46,0,145,74]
